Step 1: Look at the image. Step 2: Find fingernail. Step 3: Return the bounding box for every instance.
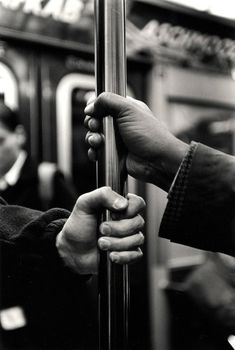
[84,103,94,114]
[88,119,94,129]
[99,238,110,250]
[110,253,119,263]
[113,197,127,210]
[100,223,111,235]
[87,95,96,104]
[87,134,93,143]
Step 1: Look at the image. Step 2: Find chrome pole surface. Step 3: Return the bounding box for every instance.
[94,1,129,349]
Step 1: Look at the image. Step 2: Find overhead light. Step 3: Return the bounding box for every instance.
[209,0,235,20]
[163,0,235,20]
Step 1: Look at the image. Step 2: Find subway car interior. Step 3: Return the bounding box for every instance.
[0,0,235,349]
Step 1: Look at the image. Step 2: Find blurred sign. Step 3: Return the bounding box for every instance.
[126,18,235,69]
[0,0,84,24]
[0,0,94,46]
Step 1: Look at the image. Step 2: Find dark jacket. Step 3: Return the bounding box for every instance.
[160,142,235,256]
[0,199,97,350]
[0,156,77,211]
[184,253,235,334]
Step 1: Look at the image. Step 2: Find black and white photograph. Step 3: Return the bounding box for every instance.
[0,1,235,349]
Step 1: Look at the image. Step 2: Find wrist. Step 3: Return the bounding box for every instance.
[150,138,189,191]
[56,230,98,275]
[56,230,76,270]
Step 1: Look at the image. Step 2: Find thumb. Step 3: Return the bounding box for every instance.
[75,186,128,214]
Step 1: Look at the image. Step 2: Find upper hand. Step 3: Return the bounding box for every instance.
[56,186,145,274]
[84,92,188,191]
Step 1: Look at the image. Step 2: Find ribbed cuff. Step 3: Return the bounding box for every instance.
[160,141,198,235]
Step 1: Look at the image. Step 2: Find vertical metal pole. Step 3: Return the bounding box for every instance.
[94,1,129,349]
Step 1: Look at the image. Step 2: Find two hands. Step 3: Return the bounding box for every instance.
[57,92,188,275]
[56,186,145,274]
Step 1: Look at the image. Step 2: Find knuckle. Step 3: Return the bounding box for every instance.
[77,192,88,203]
[138,232,145,245]
[134,194,146,209]
[88,134,98,147]
[137,214,145,228]
[85,131,90,143]
[75,192,88,209]
[95,133,102,144]
[127,193,146,210]
[84,115,91,127]
[139,197,146,209]
[99,186,112,199]
[88,118,99,131]
[98,91,113,104]
[137,248,143,257]
[87,118,94,129]
[85,131,94,145]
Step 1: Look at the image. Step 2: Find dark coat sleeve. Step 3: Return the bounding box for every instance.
[160,143,235,256]
[0,198,70,259]
[0,200,96,349]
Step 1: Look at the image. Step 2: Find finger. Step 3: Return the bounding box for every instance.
[85,130,92,144]
[84,92,128,118]
[112,193,146,220]
[99,214,144,237]
[88,148,98,162]
[75,186,128,214]
[109,248,143,264]
[88,118,101,132]
[88,133,104,148]
[86,133,104,148]
[98,232,144,251]
[86,92,96,105]
[84,115,101,132]
[84,115,91,128]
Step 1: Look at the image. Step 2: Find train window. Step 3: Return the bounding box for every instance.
[71,88,96,195]
[0,62,18,110]
[56,73,96,195]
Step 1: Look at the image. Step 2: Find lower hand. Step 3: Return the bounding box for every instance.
[56,186,145,274]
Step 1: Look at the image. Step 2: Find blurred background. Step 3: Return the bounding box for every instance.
[0,0,235,349]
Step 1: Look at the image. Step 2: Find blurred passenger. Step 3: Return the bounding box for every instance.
[184,253,235,334]
[0,103,76,211]
[162,254,235,350]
